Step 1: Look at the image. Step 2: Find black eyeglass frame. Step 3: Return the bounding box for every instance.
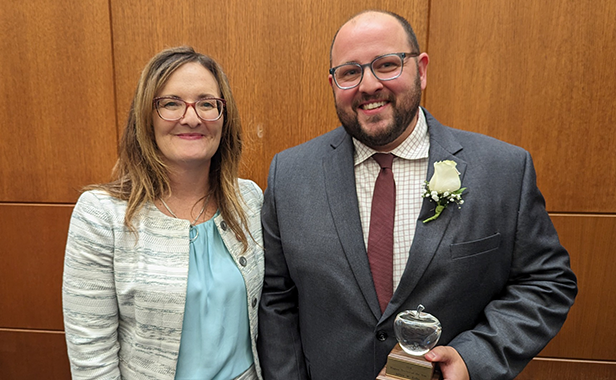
[329,52,420,90]
[153,96,227,122]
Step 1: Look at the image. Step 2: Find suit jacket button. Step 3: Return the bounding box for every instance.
[239,256,247,266]
[377,331,388,341]
[252,298,258,308]
[220,221,228,231]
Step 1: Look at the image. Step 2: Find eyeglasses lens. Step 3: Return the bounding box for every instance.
[372,55,404,80]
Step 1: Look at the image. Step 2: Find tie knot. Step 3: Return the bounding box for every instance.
[373,153,394,169]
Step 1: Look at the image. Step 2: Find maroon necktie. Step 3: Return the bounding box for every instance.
[367,153,395,313]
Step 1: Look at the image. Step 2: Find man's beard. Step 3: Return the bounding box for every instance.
[335,73,422,149]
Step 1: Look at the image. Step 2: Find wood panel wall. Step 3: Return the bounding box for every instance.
[1,0,614,378]
[426,0,616,213]
[1,0,115,378]
[0,0,118,203]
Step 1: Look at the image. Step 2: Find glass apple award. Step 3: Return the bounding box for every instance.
[394,304,442,356]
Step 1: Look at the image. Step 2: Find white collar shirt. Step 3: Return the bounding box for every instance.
[353,108,430,291]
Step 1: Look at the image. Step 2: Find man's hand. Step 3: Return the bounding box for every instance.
[425,346,470,380]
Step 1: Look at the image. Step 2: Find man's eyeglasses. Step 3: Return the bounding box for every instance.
[329,52,419,90]
[153,97,226,122]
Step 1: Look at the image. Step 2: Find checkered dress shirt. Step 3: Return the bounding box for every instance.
[353,108,430,291]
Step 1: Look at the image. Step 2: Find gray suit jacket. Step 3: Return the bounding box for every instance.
[258,109,577,380]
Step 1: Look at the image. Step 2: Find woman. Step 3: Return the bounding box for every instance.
[62,46,263,380]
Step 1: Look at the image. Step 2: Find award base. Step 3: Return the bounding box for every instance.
[376,344,441,380]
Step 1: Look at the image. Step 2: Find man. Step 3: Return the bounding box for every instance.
[258,10,577,380]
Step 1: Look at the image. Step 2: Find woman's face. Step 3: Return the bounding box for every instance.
[152,62,223,172]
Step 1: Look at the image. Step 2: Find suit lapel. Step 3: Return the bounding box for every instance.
[384,111,468,319]
[323,131,382,320]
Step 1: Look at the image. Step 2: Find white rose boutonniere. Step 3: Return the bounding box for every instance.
[422,160,466,223]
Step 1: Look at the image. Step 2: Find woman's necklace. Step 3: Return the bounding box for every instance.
[160,193,212,242]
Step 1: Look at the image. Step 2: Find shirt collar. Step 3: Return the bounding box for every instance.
[353,107,430,166]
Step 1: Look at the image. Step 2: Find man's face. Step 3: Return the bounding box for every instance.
[329,13,428,151]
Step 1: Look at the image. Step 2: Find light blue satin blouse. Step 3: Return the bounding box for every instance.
[175,215,253,380]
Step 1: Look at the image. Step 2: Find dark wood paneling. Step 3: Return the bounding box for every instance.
[0,204,73,330]
[517,358,616,380]
[110,0,430,189]
[426,0,616,213]
[0,0,118,203]
[0,329,70,380]
[538,214,616,361]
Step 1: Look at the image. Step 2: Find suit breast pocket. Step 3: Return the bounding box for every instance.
[450,233,501,260]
